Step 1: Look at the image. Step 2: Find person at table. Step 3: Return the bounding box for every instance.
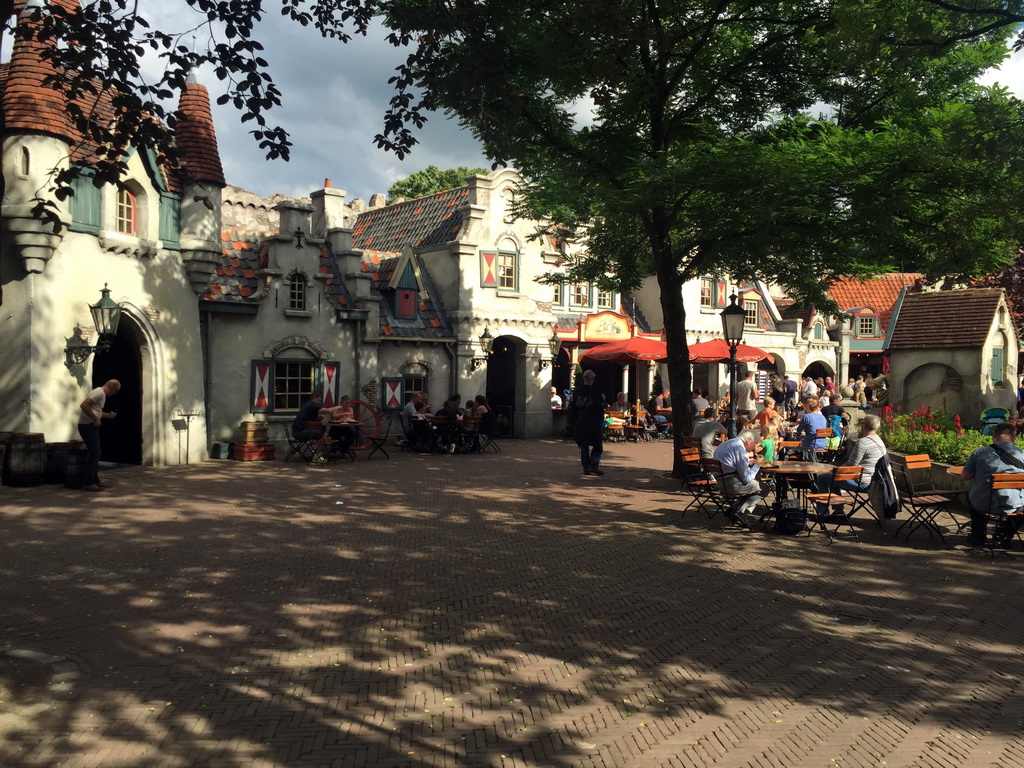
[758,423,778,462]
[962,422,1024,547]
[475,395,499,437]
[401,392,428,438]
[692,389,710,417]
[693,408,727,459]
[291,393,332,442]
[571,369,606,476]
[811,414,887,515]
[437,394,468,453]
[326,395,357,455]
[408,399,432,451]
[712,427,770,527]
[794,396,828,453]
[754,399,782,430]
[608,391,629,413]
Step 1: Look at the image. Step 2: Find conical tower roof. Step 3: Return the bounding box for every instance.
[175,72,226,187]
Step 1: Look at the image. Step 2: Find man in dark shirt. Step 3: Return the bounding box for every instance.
[292,394,330,441]
[572,370,607,476]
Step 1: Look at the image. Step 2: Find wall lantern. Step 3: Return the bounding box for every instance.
[64,284,123,369]
[536,331,563,373]
[469,327,494,372]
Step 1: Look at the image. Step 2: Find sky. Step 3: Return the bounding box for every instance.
[4,3,1023,203]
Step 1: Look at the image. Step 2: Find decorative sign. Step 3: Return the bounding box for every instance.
[252,362,271,412]
[321,363,339,407]
[582,311,630,341]
[480,251,498,287]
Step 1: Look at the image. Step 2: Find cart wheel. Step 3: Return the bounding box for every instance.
[349,400,381,450]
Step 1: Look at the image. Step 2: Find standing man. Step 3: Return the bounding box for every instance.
[783,375,798,416]
[77,379,120,492]
[961,422,1024,547]
[572,369,606,476]
[735,371,758,424]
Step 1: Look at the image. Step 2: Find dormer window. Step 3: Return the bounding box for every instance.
[743,299,759,327]
[857,316,879,337]
[813,322,824,340]
[116,187,137,235]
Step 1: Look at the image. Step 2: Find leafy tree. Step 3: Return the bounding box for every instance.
[371,0,1024,473]
[387,165,488,201]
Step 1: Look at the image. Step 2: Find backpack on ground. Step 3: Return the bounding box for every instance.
[773,502,807,535]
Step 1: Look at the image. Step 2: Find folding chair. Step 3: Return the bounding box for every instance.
[283,427,315,462]
[679,448,716,518]
[901,454,968,535]
[804,465,864,544]
[892,461,952,544]
[979,474,1024,556]
[814,428,833,460]
[701,457,762,526]
[364,414,392,460]
[305,421,339,465]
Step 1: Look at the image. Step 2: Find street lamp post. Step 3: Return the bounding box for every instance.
[721,292,745,439]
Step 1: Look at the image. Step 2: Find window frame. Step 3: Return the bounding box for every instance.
[496,250,518,293]
[570,282,591,308]
[403,374,428,404]
[596,288,614,309]
[700,277,714,310]
[250,358,340,415]
[743,299,759,327]
[856,315,879,338]
[115,186,137,235]
[288,274,307,312]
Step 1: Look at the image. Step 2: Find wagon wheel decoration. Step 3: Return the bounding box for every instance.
[348,400,381,450]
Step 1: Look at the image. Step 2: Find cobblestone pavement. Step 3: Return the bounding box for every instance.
[2,438,1023,768]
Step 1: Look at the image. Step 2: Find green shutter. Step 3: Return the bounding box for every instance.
[992,348,1004,385]
[159,192,181,249]
[69,167,101,234]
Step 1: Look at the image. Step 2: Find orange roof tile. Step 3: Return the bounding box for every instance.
[829,273,922,330]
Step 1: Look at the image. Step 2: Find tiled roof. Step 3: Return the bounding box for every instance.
[366,254,453,338]
[829,273,922,331]
[2,6,77,141]
[202,230,267,302]
[175,79,225,186]
[317,242,354,310]
[352,187,468,253]
[774,297,814,325]
[888,289,1004,349]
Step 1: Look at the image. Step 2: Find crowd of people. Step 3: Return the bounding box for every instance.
[398,392,499,454]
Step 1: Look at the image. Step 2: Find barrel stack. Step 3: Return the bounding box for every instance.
[230,421,275,461]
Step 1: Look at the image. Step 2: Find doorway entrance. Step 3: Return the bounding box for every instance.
[485,335,524,437]
[92,318,143,465]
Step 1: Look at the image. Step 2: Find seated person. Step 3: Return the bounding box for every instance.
[692,390,710,416]
[409,400,432,450]
[326,395,357,454]
[812,414,887,515]
[291,393,331,442]
[608,392,629,412]
[476,395,499,437]
[401,393,427,437]
[758,423,778,462]
[692,408,727,459]
[962,422,1024,546]
[754,399,782,429]
[794,396,828,453]
[712,427,771,527]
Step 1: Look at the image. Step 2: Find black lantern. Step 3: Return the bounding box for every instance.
[469,327,495,372]
[64,284,123,369]
[548,331,562,361]
[721,292,745,438]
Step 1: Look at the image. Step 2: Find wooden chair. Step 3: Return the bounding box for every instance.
[814,428,833,459]
[305,420,339,464]
[805,465,864,544]
[679,448,716,518]
[980,474,1024,555]
[701,457,761,525]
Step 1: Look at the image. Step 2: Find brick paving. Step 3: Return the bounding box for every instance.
[1,438,1023,768]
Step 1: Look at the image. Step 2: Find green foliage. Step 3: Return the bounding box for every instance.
[874,405,1024,464]
[387,165,489,202]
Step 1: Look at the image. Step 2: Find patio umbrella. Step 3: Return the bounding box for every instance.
[579,336,667,365]
[687,338,775,364]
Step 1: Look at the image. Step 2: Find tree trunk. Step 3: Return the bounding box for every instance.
[654,238,692,478]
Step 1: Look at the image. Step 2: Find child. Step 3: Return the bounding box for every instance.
[759,423,777,462]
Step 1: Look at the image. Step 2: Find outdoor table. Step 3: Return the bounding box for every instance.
[760,461,834,505]
[946,465,964,476]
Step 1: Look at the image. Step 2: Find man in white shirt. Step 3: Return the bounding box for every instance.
[712,427,769,526]
[77,379,121,492]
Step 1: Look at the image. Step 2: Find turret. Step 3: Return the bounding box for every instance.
[176,70,227,294]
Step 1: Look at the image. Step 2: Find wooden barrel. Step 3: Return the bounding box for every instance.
[4,433,47,487]
[238,421,269,444]
[46,442,72,484]
[64,445,88,489]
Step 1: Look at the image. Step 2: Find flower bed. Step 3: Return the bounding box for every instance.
[878,405,994,465]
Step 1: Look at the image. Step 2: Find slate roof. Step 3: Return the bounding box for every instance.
[203,230,267,302]
[352,187,469,254]
[888,289,1004,349]
[829,273,922,331]
[362,251,453,338]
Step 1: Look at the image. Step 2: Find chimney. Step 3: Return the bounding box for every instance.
[311,183,347,236]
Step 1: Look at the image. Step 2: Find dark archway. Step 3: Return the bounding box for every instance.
[802,360,835,382]
[485,335,524,437]
[92,318,143,465]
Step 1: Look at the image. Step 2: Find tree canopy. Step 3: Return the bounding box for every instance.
[387,165,488,202]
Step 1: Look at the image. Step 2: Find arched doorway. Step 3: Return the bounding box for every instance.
[486,335,525,437]
[92,317,143,465]
[802,360,835,382]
